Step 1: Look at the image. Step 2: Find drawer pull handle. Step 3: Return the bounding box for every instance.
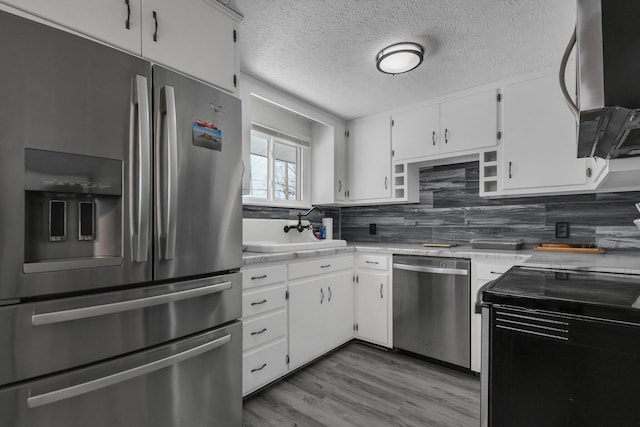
[490,271,503,275]
[125,0,131,29]
[251,274,267,280]
[251,363,267,373]
[320,264,331,268]
[251,328,267,336]
[251,299,267,306]
[328,286,332,302]
[366,261,379,265]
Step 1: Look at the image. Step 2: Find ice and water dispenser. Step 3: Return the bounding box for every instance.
[24,149,123,271]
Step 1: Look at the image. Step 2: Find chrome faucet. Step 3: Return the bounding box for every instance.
[284,206,323,233]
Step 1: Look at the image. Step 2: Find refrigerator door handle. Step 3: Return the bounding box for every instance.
[27,333,231,408]
[31,280,232,326]
[129,74,151,263]
[156,85,178,260]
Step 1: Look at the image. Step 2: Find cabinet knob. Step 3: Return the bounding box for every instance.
[338,180,342,192]
[328,286,332,302]
[384,176,388,190]
[432,131,436,146]
[444,128,449,144]
[380,283,384,298]
[320,288,324,304]
[508,161,512,179]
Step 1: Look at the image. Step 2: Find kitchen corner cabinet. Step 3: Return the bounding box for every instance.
[347,116,392,201]
[391,89,498,162]
[501,72,588,191]
[354,254,392,348]
[288,256,354,370]
[0,0,239,92]
[0,0,142,53]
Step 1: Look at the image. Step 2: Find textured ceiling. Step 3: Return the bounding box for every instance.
[224,0,576,121]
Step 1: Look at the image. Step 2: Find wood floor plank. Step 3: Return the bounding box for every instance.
[243,343,480,427]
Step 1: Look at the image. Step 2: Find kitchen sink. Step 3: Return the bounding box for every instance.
[244,240,347,253]
[243,218,346,253]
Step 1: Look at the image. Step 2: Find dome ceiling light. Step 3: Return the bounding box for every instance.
[376,42,424,75]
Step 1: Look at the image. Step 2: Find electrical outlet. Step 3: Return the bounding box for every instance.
[555,222,570,238]
[369,223,377,235]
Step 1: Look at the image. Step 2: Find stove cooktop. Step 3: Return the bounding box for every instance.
[482,266,640,323]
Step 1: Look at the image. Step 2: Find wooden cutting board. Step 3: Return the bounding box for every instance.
[534,244,605,254]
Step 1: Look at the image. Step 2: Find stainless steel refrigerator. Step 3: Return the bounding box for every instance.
[0,10,242,426]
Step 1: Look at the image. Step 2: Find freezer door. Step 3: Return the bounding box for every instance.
[0,322,242,427]
[153,66,242,280]
[0,11,153,299]
[0,272,240,386]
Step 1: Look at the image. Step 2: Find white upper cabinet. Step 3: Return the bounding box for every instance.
[501,72,588,191]
[1,0,238,91]
[0,0,142,54]
[392,89,498,162]
[440,89,498,154]
[347,115,392,201]
[311,122,347,204]
[391,104,440,161]
[142,0,237,91]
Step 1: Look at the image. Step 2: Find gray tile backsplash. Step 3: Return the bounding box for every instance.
[243,162,640,249]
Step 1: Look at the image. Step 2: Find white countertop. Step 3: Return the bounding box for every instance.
[242,242,640,274]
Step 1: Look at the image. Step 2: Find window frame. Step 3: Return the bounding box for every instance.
[243,125,312,208]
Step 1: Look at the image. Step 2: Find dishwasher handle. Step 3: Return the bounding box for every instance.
[392,263,468,276]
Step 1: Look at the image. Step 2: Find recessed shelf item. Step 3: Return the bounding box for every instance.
[484,181,498,193]
[394,164,405,174]
[395,189,405,198]
[395,176,405,186]
[483,151,497,163]
[484,165,497,178]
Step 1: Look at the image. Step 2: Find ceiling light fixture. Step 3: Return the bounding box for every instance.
[376,42,424,75]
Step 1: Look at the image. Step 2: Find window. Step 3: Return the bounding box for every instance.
[248,125,308,203]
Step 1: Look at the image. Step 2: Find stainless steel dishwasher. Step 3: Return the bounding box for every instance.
[393,255,470,369]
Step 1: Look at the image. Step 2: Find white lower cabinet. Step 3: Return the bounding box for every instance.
[470,258,527,373]
[355,271,388,346]
[288,269,354,370]
[242,338,288,395]
[241,264,288,396]
[354,254,392,348]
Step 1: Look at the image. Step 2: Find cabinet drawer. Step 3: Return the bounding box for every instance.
[242,264,286,290]
[288,256,353,280]
[243,309,287,351]
[357,254,389,271]
[242,284,286,318]
[474,263,512,281]
[242,338,288,396]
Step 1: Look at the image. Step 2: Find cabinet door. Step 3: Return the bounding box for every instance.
[356,271,389,346]
[325,271,355,348]
[348,116,392,200]
[392,104,440,160]
[334,123,347,201]
[1,0,142,54]
[288,277,329,369]
[502,73,587,190]
[141,0,235,91]
[440,89,498,153]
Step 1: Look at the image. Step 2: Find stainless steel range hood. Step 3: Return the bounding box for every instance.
[560,0,640,159]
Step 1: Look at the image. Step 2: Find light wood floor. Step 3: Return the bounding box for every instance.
[243,342,480,427]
